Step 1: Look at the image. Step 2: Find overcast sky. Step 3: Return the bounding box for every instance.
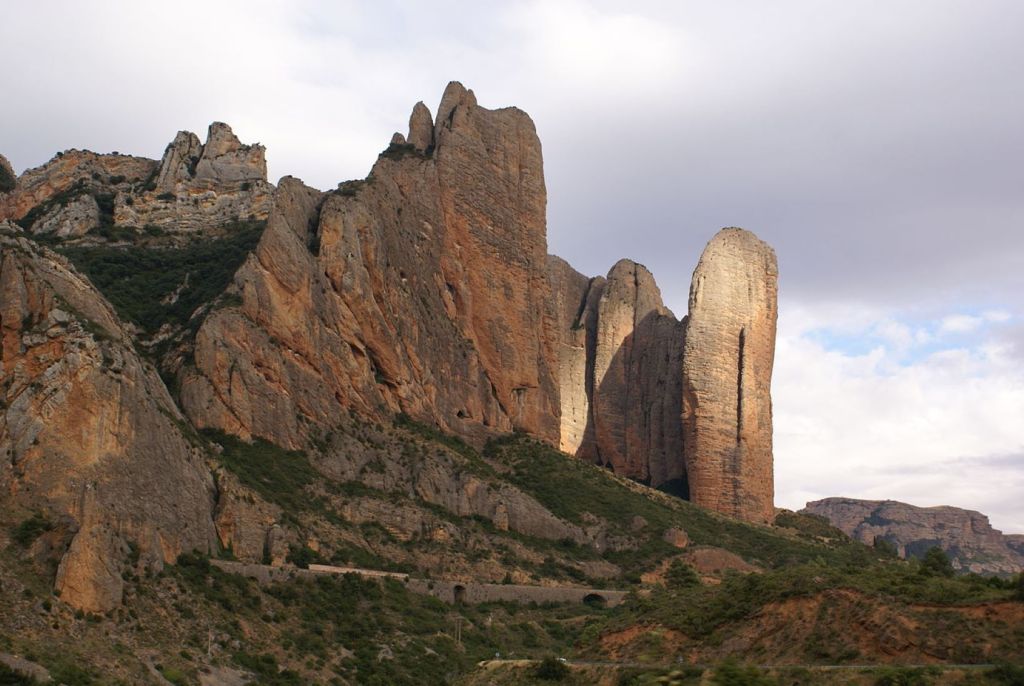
[3,1,1022,531]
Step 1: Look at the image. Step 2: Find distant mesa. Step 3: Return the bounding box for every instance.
[803,497,1024,575]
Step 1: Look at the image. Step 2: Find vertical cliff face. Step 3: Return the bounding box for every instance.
[0,224,216,612]
[682,228,778,523]
[546,257,685,492]
[431,83,560,440]
[181,82,560,448]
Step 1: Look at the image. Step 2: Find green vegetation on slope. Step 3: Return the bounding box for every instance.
[483,434,882,575]
[60,219,264,333]
[167,552,603,686]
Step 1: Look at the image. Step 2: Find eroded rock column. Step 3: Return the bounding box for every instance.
[682,228,777,523]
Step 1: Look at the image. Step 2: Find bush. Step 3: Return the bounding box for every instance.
[534,656,569,681]
[0,163,15,193]
[987,662,1024,685]
[873,666,936,686]
[711,659,776,685]
[919,547,954,578]
[1016,573,1024,602]
[12,513,53,548]
[666,559,701,589]
[61,219,265,334]
[873,536,899,558]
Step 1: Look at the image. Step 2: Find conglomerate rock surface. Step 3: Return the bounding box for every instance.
[681,228,778,523]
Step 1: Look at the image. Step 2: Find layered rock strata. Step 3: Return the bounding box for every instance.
[804,497,1024,575]
[0,224,217,612]
[681,229,778,523]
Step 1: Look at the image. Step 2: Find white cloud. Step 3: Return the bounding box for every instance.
[774,304,1024,532]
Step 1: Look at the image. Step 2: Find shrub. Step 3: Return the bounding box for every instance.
[12,513,53,548]
[987,662,1024,685]
[0,662,36,684]
[61,219,265,334]
[665,559,701,589]
[873,536,899,559]
[919,547,954,578]
[0,163,15,193]
[1016,573,1024,601]
[534,656,569,681]
[872,666,936,686]
[711,659,775,685]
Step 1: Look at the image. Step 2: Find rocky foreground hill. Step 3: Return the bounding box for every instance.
[804,497,1024,576]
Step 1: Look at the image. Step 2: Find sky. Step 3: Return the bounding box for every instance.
[2,1,1022,531]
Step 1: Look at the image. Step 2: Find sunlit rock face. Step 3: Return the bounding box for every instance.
[181,82,560,449]
[682,228,778,524]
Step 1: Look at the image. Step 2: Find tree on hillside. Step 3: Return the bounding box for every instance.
[666,559,701,589]
[872,536,899,559]
[919,547,955,578]
[1016,572,1024,601]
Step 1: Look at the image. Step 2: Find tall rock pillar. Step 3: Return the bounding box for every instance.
[682,228,778,523]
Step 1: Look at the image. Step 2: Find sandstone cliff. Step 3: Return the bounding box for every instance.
[547,257,685,493]
[803,497,1024,575]
[0,223,217,612]
[180,82,560,449]
[682,228,777,523]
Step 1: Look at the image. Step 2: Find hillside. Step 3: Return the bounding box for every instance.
[0,83,1022,685]
[2,425,1022,684]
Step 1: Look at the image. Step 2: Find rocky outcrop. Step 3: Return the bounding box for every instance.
[118,122,273,234]
[803,497,1024,575]
[682,228,778,523]
[181,82,560,448]
[591,260,684,487]
[408,102,434,152]
[32,193,100,238]
[0,150,155,225]
[0,125,271,241]
[547,256,602,456]
[0,224,217,611]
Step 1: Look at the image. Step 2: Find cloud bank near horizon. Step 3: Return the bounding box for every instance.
[2,0,1022,530]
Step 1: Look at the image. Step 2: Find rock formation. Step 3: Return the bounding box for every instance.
[0,150,155,225]
[547,258,685,492]
[0,223,217,611]
[0,124,272,240]
[682,228,778,523]
[117,122,273,234]
[803,497,1024,575]
[181,82,560,449]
